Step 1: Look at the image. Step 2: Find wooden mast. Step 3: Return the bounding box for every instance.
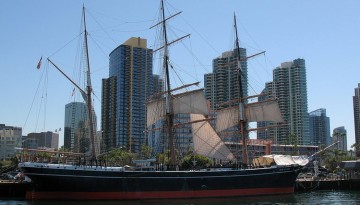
[83,5,97,160]
[161,0,176,168]
[234,13,248,166]
[47,5,97,160]
[149,0,190,169]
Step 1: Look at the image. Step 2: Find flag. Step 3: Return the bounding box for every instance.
[71,88,75,96]
[36,56,42,69]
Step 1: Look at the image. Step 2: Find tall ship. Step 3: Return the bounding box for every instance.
[19,1,301,200]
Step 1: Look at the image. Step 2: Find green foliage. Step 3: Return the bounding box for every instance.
[156,153,169,164]
[36,152,52,158]
[181,154,212,170]
[324,157,337,171]
[98,147,134,166]
[0,158,18,173]
[10,157,19,167]
[351,143,360,150]
[321,148,349,172]
[138,144,153,159]
[2,160,13,167]
[58,145,69,152]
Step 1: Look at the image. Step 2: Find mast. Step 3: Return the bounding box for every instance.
[161,0,176,168]
[234,13,248,166]
[46,5,97,159]
[148,0,190,168]
[83,5,97,159]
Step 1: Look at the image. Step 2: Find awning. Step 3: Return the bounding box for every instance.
[340,160,360,170]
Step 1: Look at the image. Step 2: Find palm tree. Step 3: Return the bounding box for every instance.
[320,148,347,172]
[98,147,134,166]
[138,144,153,159]
[351,143,360,158]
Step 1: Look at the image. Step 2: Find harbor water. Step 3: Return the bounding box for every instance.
[1,191,360,205]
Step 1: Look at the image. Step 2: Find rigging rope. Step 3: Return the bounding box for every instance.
[23,61,47,132]
[48,33,83,58]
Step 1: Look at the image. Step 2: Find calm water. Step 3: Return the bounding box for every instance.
[1,191,360,205]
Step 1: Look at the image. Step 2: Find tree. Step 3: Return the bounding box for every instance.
[156,153,168,165]
[99,147,134,166]
[351,143,360,158]
[351,143,360,149]
[138,144,153,159]
[0,159,16,172]
[289,134,299,155]
[180,153,212,170]
[58,145,69,152]
[321,148,348,172]
[36,152,52,162]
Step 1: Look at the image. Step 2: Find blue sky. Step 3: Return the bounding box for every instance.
[1,0,359,149]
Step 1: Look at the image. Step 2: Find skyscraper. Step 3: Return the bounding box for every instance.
[64,102,90,153]
[205,48,248,110]
[353,83,360,156]
[272,59,310,145]
[101,76,117,152]
[309,108,331,146]
[102,37,155,153]
[332,126,347,151]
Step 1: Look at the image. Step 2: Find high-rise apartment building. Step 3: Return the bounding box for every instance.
[309,108,331,146]
[205,48,248,110]
[64,102,90,153]
[101,76,117,152]
[353,83,360,157]
[272,59,310,145]
[102,37,155,153]
[0,124,22,160]
[332,126,347,151]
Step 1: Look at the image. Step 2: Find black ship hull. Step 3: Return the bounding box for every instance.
[19,162,300,200]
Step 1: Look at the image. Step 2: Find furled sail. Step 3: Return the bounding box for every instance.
[216,99,284,131]
[190,114,235,161]
[147,89,209,126]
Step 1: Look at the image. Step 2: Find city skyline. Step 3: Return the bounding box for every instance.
[1,1,359,149]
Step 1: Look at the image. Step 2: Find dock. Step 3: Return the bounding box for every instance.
[0,180,30,198]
